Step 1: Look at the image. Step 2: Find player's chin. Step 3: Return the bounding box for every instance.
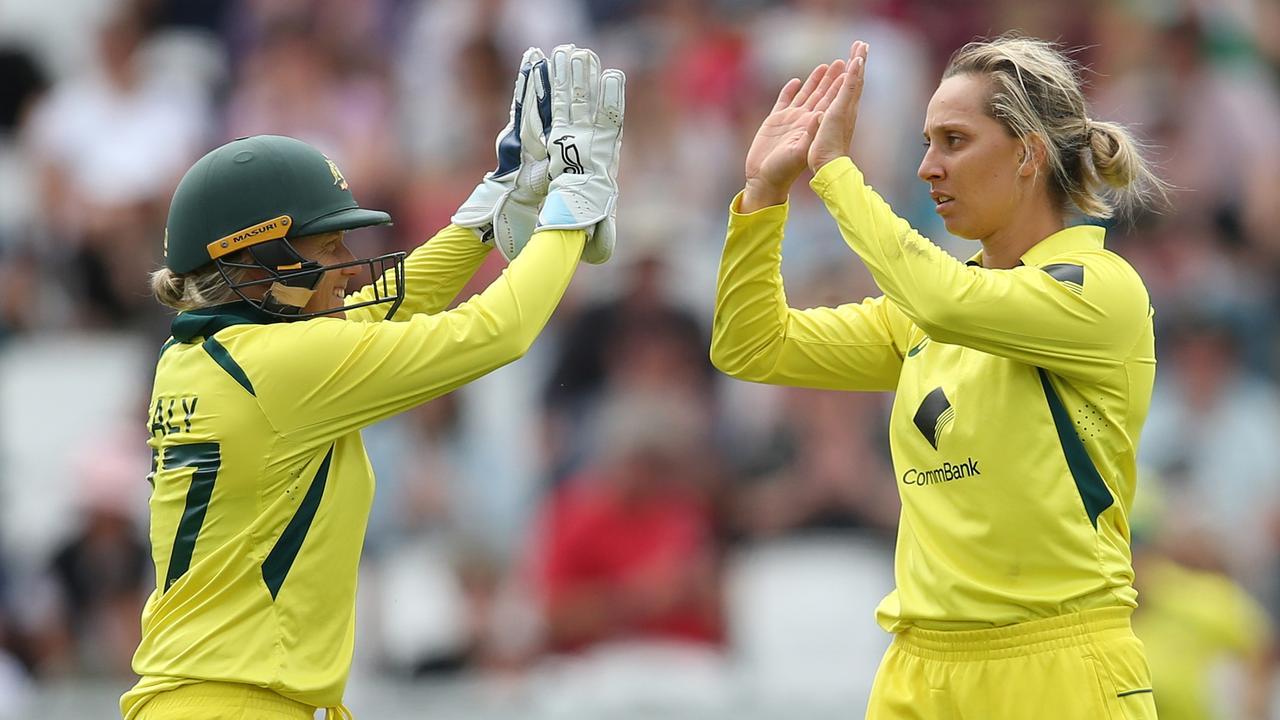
[942,216,981,241]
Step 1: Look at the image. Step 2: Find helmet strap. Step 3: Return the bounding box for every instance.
[248,239,324,316]
[266,282,316,309]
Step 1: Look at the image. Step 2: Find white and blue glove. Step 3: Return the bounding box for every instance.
[452,47,553,258]
[536,45,626,264]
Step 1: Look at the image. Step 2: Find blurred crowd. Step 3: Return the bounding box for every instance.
[0,0,1278,717]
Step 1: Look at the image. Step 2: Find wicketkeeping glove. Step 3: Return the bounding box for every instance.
[536,44,626,264]
[452,47,553,257]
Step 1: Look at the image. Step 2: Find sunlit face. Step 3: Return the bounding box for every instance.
[291,231,357,317]
[917,74,1031,240]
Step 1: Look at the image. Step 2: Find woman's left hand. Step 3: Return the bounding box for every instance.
[809,41,869,173]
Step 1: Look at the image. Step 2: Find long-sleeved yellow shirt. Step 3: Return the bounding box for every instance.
[712,157,1155,631]
[123,225,583,717]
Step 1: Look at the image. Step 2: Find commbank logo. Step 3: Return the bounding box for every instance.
[912,387,953,450]
[901,458,981,486]
[554,136,584,174]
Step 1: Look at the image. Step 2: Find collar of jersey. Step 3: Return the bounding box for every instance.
[170,301,281,343]
[963,224,1105,268]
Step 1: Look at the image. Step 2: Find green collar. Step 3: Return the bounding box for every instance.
[170,301,280,343]
[964,224,1106,268]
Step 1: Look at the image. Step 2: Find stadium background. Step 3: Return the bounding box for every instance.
[0,0,1278,717]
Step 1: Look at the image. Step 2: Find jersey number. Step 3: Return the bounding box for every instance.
[150,442,333,599]
[157,442,222,592]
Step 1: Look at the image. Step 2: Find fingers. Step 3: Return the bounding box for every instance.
[549,44,576,128]
[534,57,552,135]
[598,69,625,130]
[511,47,546,118]
[850,40,869,66]
[820,41,869,119]
[772,78,801,112]
[494,48,545,176]
[519,57,551,157]
[514,47,544,102]
[803,59,846,110]
[845,41,868,106]
[507,49,533,118]
[569,48,601,124]
[519,46,546,68]
[814,72,846,113]
[791,63,828,108]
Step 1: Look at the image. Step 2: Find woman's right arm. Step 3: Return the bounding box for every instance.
[344,224,493,323]
[713,53,906,391]
[711,191,909,392]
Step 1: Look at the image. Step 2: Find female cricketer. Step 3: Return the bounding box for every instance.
[121,45,624,719]
[712,37,1163,719]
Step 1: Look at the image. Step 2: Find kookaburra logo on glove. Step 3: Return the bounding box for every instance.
[554,136,585,174]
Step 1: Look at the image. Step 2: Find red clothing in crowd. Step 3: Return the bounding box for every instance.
[531,472,723,652]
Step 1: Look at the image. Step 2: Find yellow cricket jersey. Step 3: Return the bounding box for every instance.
[711,157,1155,632]
[123,225,585,717]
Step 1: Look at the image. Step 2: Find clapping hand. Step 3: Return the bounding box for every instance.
[741,60,845,212]
[809,41,869,174]
[740,41,870,213]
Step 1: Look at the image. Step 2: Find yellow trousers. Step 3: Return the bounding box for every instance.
[867,607,1157,719]
[132,680,315,720]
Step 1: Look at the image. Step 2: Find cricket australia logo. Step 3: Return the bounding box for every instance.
[554,136,585,174]
[324,156,349,190]
[912,387,954,451]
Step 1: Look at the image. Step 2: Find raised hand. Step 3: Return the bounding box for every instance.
[809,41,869,174]
[741,61,846,213]
[453,46,552,251]
[535,45,626,263]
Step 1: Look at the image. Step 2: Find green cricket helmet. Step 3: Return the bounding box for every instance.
[164,134,405,319]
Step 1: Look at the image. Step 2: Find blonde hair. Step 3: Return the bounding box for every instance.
[944,35,1167,219]
[150,264,244,311]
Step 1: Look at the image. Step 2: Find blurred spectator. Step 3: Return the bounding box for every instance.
[0,45,49,253]
[225,18,398,213]
[372,535,510,677]
[395,0,589,168]
[749,0,933,210]
[223,0,396,72]
[22,4,208,329]
[362,395,467,555]
[543,252,713,479]
[0,577,34,720]
[29,424,150,677]
[1093,7,1280,265]
[729,386,898,540]
[0,247,45,344]
[719,263,898,541]
[1139,315,1280,605]
[1133,522,1276,720]
[528,390,724,654]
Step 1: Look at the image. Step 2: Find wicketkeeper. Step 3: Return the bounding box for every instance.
[122,45,624,720]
